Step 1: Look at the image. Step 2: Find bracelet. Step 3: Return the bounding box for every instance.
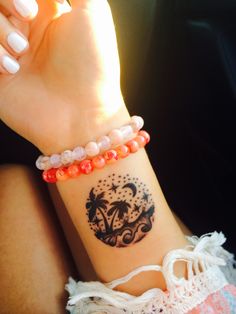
[42,130,150,183]
[36,116,144,171]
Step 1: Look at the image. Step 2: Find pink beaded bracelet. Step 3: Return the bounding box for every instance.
[36,116,144,171]
[42,130,150,183]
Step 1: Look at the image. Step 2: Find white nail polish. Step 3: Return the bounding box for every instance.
[13,0,38,18]
[7,32,28,54]
[2,56,20,74]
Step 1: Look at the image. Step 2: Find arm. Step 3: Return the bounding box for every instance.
[49,107,187,296]
[0,0,187,295]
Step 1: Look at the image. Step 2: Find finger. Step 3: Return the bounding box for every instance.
[0,12,28,55]
[0,44,20,74]
[8,15,30,38]
[0,0,38,20]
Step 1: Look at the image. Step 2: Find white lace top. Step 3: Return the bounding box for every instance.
[65,232,236,314]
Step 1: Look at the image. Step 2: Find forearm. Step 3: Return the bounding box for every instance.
[48,104,187,295]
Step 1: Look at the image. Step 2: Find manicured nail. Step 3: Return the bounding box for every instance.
[13,0,38,18]
[7,32,28,54]
[2,56,20,74]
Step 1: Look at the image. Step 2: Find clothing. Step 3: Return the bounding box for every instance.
[65,232,236,314]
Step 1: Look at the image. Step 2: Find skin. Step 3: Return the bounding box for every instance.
[0,0,125,154]
[0,0,63,72]
[0,164,190,313]
[0,0,190,306]
[56,150,188,295]
[0,164,77,313]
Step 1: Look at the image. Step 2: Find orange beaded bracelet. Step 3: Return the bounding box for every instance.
[42,130,150,183]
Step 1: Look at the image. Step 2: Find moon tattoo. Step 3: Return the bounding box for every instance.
[122,183,137,197]
[86,174,155,248]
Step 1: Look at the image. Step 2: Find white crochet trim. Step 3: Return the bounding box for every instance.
[65,232,236,314]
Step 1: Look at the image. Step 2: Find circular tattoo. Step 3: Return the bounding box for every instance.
[86,174,155,248]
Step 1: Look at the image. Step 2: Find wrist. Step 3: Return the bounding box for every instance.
[39,96,130,156]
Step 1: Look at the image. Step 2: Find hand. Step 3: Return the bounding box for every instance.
[0,0,63,74]
[0,0,126,155]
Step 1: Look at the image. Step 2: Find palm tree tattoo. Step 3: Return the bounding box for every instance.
[86,174,155,248]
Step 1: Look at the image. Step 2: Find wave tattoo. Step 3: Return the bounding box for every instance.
[86,174,155,248]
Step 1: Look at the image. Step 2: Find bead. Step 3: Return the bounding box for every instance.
[50,154,62,168]
[36,155,51,170]
[40,156,51,170]
[36,116,146,176]
[42,168,57,183]
[108,129,123,146]
[61,150,73,165]
[116,145,130,158]
[138,130,150,144]
[135,135,146,148]
[130,116,144,132]
[92,155,106,169]
[56,167,69,181]
[85,141,100,157]
[103,150,118,164]
[96,135,111,152]
[36,155,44,170]
[72,146,86,161]
[119,125,134,141]
[67,164,80,178]
[126,140,139,153]
[79,160,94,175]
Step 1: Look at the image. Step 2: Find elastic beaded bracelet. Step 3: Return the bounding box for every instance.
[42,130,150,183]
[36,116,144,171]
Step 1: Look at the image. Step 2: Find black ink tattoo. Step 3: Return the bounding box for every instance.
[86,174,155,248]
[142,192,149,202]
[109,183,119,193]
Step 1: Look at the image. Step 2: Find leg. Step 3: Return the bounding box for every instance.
[0,164,76,314]
[48,184,99,282]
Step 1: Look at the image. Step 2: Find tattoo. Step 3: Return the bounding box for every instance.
[86,174,155,248]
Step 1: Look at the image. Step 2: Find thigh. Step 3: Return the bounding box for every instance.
[0,164,76,314]
[48,184,98,282]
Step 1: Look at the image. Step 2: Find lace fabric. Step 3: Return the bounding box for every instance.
[65,232,236,314]
[188,285,236,314]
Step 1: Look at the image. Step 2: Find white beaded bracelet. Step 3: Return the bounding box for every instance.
[36,116,144,171]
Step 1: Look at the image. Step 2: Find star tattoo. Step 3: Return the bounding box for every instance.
[133,204,141,212]
[109,183,119,193]
[142,192,149,202]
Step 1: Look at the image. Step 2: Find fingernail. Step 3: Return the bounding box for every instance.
[2,56,20,74]
[13,0,38,18]
[7,32,28,53]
